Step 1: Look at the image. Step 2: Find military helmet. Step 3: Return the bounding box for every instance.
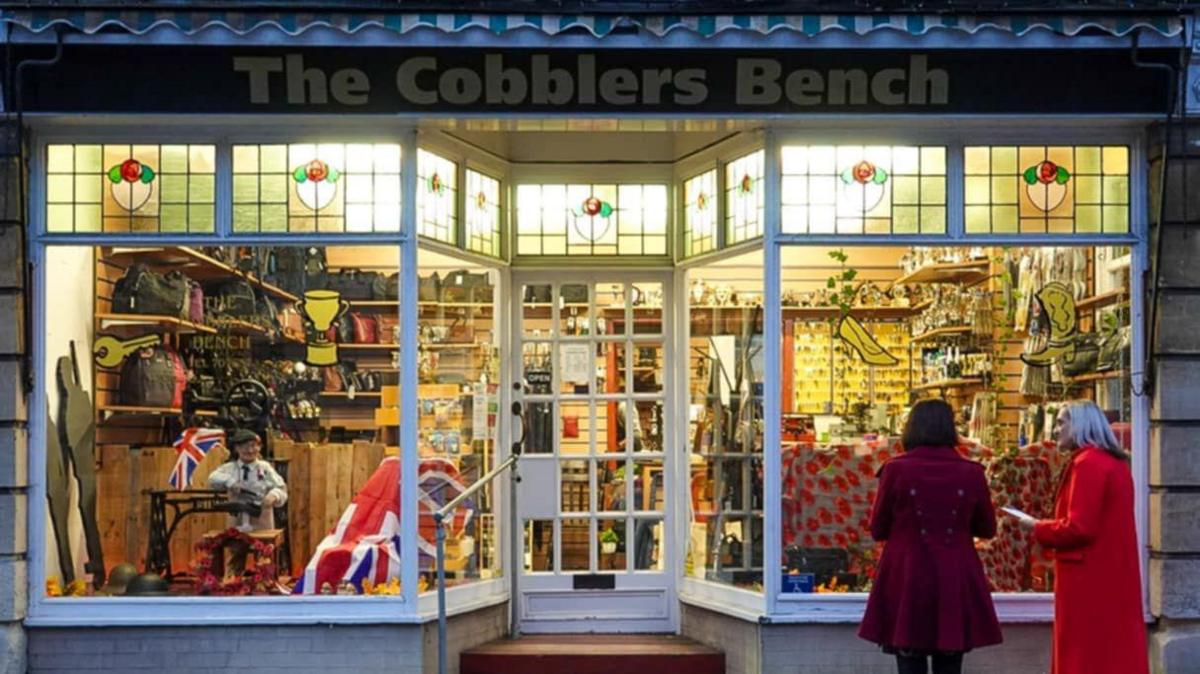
[101,563,138,595]
[123,573,170,597]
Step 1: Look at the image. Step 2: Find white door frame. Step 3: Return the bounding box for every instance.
[509,269,678,634]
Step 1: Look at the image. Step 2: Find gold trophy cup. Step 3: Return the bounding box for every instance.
[297,290,349,366]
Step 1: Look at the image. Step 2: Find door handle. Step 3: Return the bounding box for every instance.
[511,383,526,456]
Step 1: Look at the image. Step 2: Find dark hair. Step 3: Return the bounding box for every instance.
[902,399,958,451]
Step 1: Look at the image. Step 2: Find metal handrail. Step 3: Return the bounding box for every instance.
[432,452,519,674]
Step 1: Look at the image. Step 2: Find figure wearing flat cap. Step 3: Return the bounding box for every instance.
[208,428,288,532]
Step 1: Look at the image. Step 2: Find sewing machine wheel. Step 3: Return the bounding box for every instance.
[223,379,271,427]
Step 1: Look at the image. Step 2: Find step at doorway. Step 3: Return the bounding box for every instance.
[461,634,724,674]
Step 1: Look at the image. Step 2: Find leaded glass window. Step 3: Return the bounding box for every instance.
[46,144,215,233]
[781,146,947,235]
[418,150,458,244]
[465,169,502,258]
[726,150,764,244]
[682,169,718,258]
[515,184,668,257]
[232,143,401,233]
[964,146,1130,234]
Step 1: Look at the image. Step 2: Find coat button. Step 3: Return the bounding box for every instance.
[951,509,957,515]
[957,489,964,497]
[947,528,954,534]
[910,488,917,496]
[921,529,927,535]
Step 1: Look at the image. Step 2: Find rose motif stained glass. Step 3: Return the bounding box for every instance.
[781,146,946,235]
[46,144,215,233]
[417,150,458,245]
[964,146,1129,234]
[683,169,717,258]
[465,168,501,258]
[516,184,667,257]
[232,143,401,234]
[726,150,765,244]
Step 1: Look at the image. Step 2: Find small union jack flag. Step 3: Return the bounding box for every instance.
[168,427,225,490]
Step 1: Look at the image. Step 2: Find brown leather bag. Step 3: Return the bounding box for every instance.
[323,365,344,392]
[377,315,400,344]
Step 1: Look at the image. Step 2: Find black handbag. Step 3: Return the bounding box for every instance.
[111,264,190,318]
[419,273,441,302]
[326,269,378,300]
[212,280,258,318]
[119,346,186,408]
[443,269,491,303]
[524,285,552,304]
[372,273,401,301]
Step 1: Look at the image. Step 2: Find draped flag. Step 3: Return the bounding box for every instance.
[168,427,224,490]
[293,456,476,594]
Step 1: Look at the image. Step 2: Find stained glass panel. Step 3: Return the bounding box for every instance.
[418,150,458,244]
[465,169,502,258]
[232,143,401,234]
[780,145,946,235]
[46,144,215,233]
[682,169,718,258]
[516,184,668,257]
[726,150,764,244]
[964,146,1130,234]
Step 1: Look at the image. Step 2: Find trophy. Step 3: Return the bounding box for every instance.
[297,289,349,366]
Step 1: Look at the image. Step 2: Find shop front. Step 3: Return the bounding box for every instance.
[1,6,1193,673]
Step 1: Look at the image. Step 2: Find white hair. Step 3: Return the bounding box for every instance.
[1064,400,1122,455]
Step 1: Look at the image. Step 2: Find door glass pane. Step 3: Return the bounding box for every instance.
[631,400,664,453]
[559,401,590,455]
[598,400,624,454]
[632,343,664,393]
[595,283,626,335]
[597,458,629,513]
[561,518,591,572]
[560,284,591,336]
[523,342,552,394]
[522,284,553,338]
[633,459,665,512]
[632,282,664,335]
[523,402,554,455]
[633,519,664,571]
[559,343,592,395]
[560,460,590,514]
[525,520,554,572]
[598,519,627,571]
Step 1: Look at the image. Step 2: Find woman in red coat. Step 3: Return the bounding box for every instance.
[859,399,1002,674]
[1013,400,1147,674]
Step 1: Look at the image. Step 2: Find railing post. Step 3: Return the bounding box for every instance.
[435,513,447,674]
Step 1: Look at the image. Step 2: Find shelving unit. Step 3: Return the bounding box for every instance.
[98,405,217,420]
[96,313,217,335]
[1066,369,1126,385]
[1076,289,1127,312]
[104,246,299,303]
[910,325,974,344]
[912,377,985,392]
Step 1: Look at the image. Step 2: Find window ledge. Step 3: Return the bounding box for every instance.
[25,596,418,628]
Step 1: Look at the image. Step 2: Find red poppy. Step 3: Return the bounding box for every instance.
[835,514,846,525]
[819,509,834,524]
[858,461,874,477]
[818,477,831,492]
[806,517,820,532]
[834,476,849,492]
[877,449,891,463]
[803,534,815,546]
[120,159,142,183]
[805,462,820,475]
[803,492,816,506]
[837,446,853,460]
[846,471,861,488]
[836,498,852,517]
[847,530,860,543]
[834,533,848,546]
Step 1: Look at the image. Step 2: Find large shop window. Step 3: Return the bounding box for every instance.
[47,144,216,234]
[780,146,947,235]
[41,244,430,599]
[687,251,765,592]
[232,144,402,234]
[964,146,1130,234]
[777,245,1132,594]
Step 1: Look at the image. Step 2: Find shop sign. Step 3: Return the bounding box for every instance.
[12,46,1172,114]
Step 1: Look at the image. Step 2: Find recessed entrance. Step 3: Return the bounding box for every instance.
[511,272,675,633]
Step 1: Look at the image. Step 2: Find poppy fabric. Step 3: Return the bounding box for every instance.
[859,446,1002,653]
[1033,446,1148,674]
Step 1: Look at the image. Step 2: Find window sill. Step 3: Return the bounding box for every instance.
[25,595,418,628]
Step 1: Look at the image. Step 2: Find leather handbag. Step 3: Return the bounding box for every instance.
[419,273,441,302]
[322,365,345,392]
[377,315,400,344]
[443,269,491,303]
[326,269,379,300]
[350,313,378,344]
[111,264,190,318]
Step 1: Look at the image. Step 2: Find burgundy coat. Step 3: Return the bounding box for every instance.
[858,446,1003,653]
[1034,446,1148,674]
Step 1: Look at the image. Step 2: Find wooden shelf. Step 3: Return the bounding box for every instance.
[420,342,487,350]
[780,305,924,320]
[98,404,217,419]
[1067,369,1126,384]
[1076,290,1128,313]
[337,343,399,351]
[912,377,985,392]
[911,326,974,344]
[104,246,300,303]
[96,313,217,334]
[893,260,990,286]
[319,391,384,398]
[353,300,401,308]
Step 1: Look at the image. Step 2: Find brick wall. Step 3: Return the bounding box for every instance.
[1148,121,1200,673]
[0,119,28,674]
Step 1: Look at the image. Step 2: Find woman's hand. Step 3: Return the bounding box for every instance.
[1016,514,1037,531]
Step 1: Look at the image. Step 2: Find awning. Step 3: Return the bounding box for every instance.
[0,9,1185,39]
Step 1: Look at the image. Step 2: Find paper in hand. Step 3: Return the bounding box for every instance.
[1001,506,1035,522]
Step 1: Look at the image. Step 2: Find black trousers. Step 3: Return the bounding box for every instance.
[895,652,963,674]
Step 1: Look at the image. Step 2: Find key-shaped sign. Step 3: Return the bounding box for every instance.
[93,334,161,369]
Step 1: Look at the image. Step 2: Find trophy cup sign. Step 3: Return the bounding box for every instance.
[297,289,349,366]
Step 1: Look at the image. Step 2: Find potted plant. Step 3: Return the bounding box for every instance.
[599,528,619,555]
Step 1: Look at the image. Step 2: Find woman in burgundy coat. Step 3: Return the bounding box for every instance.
[859,399,1003,674]
[1014,401,1148,674]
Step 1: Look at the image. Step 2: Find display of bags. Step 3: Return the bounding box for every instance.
[119,345,187,408]
[372,273,400,301]
[279,306,304,339]
[111,264,190,318]
[377,315,400,344]
[419,272,441,302]
[325,269,379,300]
[350,313,378,344]
[442,270,491,303]
[213,280,257,317]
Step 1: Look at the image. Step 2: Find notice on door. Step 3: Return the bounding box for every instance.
[561,344,591,384]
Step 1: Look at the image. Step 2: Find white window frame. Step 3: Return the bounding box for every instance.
[24,121,442,626]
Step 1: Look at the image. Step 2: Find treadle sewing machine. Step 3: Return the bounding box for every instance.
[146,476,290,579]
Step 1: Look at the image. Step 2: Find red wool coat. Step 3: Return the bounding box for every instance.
[1033,446,1148,674]
[858,446,1003,653]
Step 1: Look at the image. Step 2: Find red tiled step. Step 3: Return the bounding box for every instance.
[461,634,724,674]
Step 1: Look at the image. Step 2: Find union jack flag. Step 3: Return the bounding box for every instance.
[294,456,476,594]
[168,427,225,490]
